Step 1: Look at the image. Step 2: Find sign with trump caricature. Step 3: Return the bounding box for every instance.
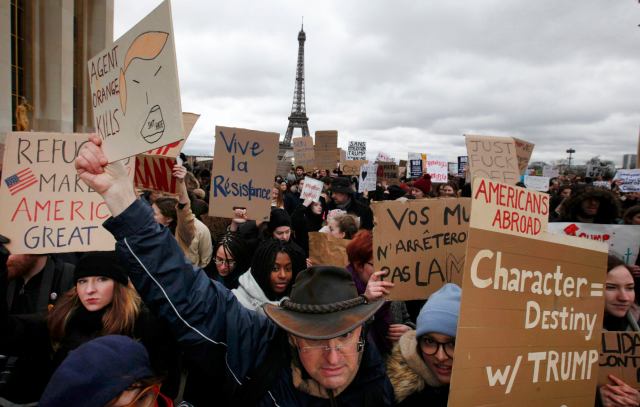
[87,0,183,162]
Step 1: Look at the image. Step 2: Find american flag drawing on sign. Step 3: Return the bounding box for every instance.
[4,168,38,195]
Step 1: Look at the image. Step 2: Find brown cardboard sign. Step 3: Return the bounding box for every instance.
[314,130,339,170]
[377,161,399,184]
[513,137,535,176]
[598,331,640,388]
[134,154,177,194]
[372,198,470,300]
[448,178,608,407]
[292,136,315,169]
[465,135,520,185]
[471,178,549,239]
[340,160,367,176]
[0,132,134,253]
[208,126,279,222]
[309,232,349,267]
[88,0,183,163]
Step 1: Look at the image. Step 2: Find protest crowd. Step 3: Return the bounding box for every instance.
[0,131,638,407]
[1,2,639,406]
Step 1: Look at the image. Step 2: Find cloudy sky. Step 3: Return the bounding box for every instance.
[114,0,640,166]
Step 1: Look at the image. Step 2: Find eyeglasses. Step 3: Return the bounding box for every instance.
[117,384,161,407]
[297,331,365,356]
[419,336,455,358]
[214,258,236,268]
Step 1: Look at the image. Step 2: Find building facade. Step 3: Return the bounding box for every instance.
[1,0,113,137]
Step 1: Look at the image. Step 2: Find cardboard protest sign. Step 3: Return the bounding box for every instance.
[542,165,559,178]
[292,136,315,169]
[300,177,323,202]
[88,0,183,163]
[359,163,377,193]
[372,198,470,300]
[340,160,367,176]
[458,155,468,177]
[586,164,613,178]
[448,178,607,407]
[614,169,640,192]
[0,132,135,253]
[598,331,640,388]
[134,154,177,194]
[134,112,199,194]
[347,141,366,160]
[426,155,448,183]
[314,131,339,170]
[275,158,292,178]
[548,223,640,265]
[309,232,349,267]
[471,178,549,239]
[209,126,279,222]
[523,175,549,192]
[377,161,399,184]
[465,135,520,185]
[513,137,535,175]
[408,153,423,178]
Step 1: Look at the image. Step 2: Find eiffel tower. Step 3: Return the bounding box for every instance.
[281,22,310,157]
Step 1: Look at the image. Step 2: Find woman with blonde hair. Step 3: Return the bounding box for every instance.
[0,251,179,402]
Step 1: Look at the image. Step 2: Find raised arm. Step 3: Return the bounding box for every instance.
[75,136,279,384]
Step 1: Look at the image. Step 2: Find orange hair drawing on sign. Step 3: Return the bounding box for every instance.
[118,31,169,143]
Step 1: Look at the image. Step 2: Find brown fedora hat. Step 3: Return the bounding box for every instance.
[263,266,383,340]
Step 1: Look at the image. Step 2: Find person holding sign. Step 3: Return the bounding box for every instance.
[598,255,640,407]
[73,135,394,405]
[386,284,461,407]
[151,164,213,268]
[346,231,413,355]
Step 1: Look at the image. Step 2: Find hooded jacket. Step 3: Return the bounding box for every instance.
[386,330,449,407]
[232,270,280,316]
[559,185,621,224]
[104,199,393,406]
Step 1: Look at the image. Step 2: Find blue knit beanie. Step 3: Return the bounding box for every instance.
[416,283,461,338]
[40,335,153,407]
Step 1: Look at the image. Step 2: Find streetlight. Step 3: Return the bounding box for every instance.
[566,148,575,170]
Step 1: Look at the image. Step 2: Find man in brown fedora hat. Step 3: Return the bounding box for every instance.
[74,135,394,405]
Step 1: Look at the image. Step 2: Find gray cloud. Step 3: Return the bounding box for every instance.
[115,0,640,165]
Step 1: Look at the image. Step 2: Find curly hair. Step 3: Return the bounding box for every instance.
[250,238,307,301]
[560,185,621,224]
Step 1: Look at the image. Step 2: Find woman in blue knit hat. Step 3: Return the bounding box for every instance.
[385,283,461,406]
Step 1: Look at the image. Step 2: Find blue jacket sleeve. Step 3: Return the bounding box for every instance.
[103,199,279,385]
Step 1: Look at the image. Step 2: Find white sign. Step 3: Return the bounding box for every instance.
[426,155,448,183]
[347,141,366,161]
[548,223,640,265]
[524,175,550,192]
[614,169,640,192]
[300,176,324,202]
[542,165,559,178]
[359,163,378,193]
[375,152,393,163]
[592,181,611,190]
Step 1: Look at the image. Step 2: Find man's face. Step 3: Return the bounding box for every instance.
[293,326,363,390]
[7,254,41,280]
[332,191,349,205]
[296,168,304,176]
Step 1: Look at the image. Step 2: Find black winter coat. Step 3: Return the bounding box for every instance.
[105,199,394,406]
